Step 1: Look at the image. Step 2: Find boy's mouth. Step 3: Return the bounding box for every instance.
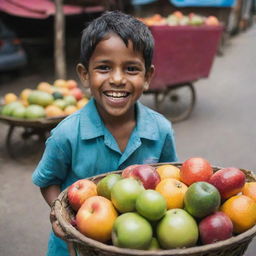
[103,91,130,98]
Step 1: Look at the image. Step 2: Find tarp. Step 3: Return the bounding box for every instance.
[170,0,237,7]
[0,0,104,19]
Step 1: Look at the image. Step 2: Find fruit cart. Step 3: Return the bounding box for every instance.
[146,24,223,122]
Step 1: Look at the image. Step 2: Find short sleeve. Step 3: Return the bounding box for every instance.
[159,128,179,163]
[32,135,71,188]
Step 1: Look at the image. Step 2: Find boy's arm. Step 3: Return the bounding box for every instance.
[40,184,61,207]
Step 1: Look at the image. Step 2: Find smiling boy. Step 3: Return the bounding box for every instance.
[32,11,178,256]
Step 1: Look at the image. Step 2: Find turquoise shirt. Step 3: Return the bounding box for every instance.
[32,98,178,256]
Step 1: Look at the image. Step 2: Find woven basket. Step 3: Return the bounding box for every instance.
[54,163,256,256]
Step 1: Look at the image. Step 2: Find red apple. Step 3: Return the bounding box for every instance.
[67,179,97,211]
[199,212,233,244]
[122,164,161,189]
[209,167,246,200]
[70,87,84,101]
[76,196,118,242]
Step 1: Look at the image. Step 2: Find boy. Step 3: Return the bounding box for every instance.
[32,10,178,256]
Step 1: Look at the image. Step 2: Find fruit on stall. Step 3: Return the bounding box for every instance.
[111,178,144,213]
[96,173,122,200]
[25,105,46,119]
[1,101,24,116]
[184,181,221,218]
[220,195,256,234]
[76,196,118,242]
[156,208,199,249]
[199,211,233,245]
[155,178,188,209]
[112,212,153,249]
[1,79,89,119]
[68,179,97,211]
[180,157,213,186]
[121,164,161,189]
[205,16,220,26]
[12,105,26,118]
[156,164,180,180]
[135,189,167,221]
[209,167,246,200]
[242,182,256,201]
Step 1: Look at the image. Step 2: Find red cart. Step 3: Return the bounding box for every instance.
[145,25,223,122]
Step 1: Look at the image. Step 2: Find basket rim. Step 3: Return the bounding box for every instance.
[54,163,256,255]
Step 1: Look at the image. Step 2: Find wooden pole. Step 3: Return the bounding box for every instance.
[54,0,66,79]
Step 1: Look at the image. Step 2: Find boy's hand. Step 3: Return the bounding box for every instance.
[50,206,67,240]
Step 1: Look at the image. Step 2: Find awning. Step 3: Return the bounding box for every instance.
[170,0,237,7]
[0,0,104,19]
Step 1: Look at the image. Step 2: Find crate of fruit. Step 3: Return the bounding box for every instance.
[53,159,256,256]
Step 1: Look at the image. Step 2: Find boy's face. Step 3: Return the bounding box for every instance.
[77,33,154,120]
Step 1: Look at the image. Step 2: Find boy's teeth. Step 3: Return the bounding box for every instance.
[105,92,128,98]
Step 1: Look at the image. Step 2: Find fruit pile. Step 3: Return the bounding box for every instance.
[0,79,89,119]
[67,157,256,251]
[139,11,220,27]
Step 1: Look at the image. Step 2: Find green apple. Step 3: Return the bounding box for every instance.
[111,178,144,213]
[136,189,167,221]
[64,95,77,105]
[96,173,122,200]
[53,99,68,110]
[112,212,152,249]
[157,209,198,249]
[184,181,221,218]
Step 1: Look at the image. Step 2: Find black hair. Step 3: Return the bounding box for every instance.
[80,10,154,72]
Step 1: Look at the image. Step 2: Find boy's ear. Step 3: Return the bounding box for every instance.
[144,65,155,91]
[76,63,89,88]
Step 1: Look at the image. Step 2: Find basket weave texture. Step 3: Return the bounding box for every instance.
[54,163,256,256]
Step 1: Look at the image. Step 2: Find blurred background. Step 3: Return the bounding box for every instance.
[0,0,255,255]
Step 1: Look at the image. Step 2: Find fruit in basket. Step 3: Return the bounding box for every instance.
[70,87,84,101]
[77,98,89,109]
[54,79,68,88]
[156,164,180,180]
[136,189,167,221]
[64,105,78,115]
[180,157,213,185]
[76,196,118,242]
[96,173,122,200]
[121,164,160,189]
[37,82,54,94]
[209,167,246,200]
[111,178,144,213]
[220,195,256,234]
[64,95,77,106]
[4,93,18,104]
[45,105,65,118]
[156,209,198,249]
[148,237,160,250]
[242,182,256,201]
[112,212,153,249]
[68,179,97,211]
[66,79,78,89]
[155,178,188,209]
[20,88,32,101]
[1,101,23,116]
[52,91,64,100]
[12,105,26,118]
[28,90,54,107]
[199,211,233,245]
[184,182,221,218]
[24,105,46,119]
[53,99,67,110]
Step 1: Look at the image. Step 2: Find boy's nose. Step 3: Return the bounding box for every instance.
[109,69,125,86]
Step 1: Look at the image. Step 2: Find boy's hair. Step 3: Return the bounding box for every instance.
[80,10,154,72]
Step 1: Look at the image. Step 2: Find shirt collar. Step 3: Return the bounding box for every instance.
[79,98,159,141]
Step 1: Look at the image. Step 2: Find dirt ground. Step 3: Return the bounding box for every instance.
[1,20,256,256]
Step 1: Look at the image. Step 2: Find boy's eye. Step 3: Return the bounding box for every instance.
[96,65,110,71]
[127,66,140,73]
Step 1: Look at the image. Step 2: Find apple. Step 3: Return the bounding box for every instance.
[122,164,160,189]
[135,189,167,221]
[76,196,118,242]
[156,209,198,249]
[209,167,246,200]
[111,178,144,213]
[66,79,78,89]
[184,181,221,218]
[121,164,140,177]
[112,212,152,249]
[96,173,122,200]
[199,211,233,245]
[64,95,77,106]
[148,237,160,250]
[70,87,84,101]
[67,179,97,211]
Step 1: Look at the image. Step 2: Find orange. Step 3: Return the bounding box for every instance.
[155,178,188,209]
[4,93,18,104]
[53,79,68,88]
[77,98,89,109]
[20,88,32,101]
[156,164,180,181]
[220,195,256,234]
[242,182,256,202]
[64,105,78,115]
[37,82,54,94]
[45,105,64,117]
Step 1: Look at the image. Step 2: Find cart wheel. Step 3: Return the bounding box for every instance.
[5,125,47,162]
[154,83,196,123]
